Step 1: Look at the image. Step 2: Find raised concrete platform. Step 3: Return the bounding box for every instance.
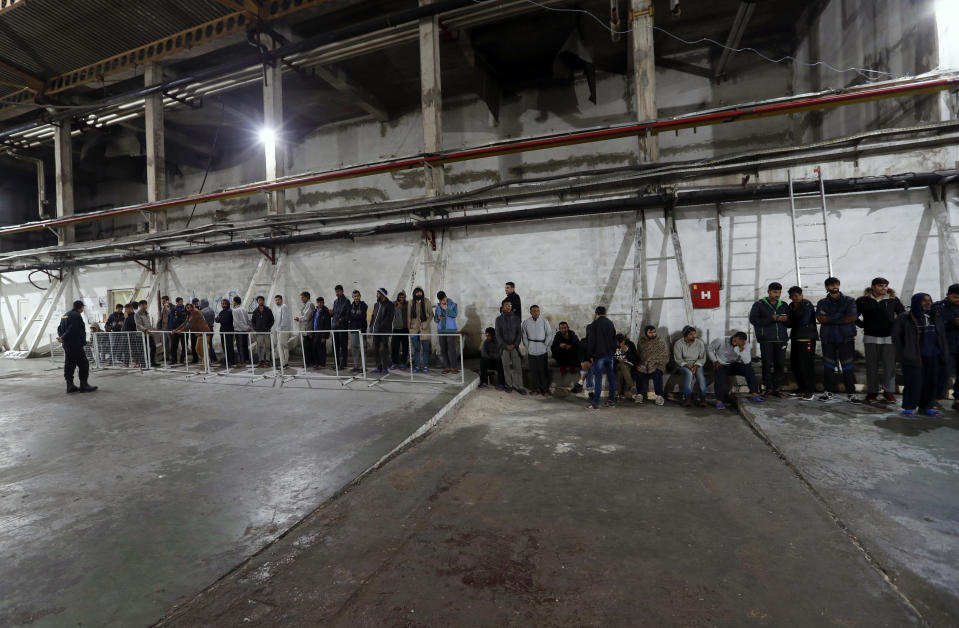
[159,389,925,626]
[0,360,473,627]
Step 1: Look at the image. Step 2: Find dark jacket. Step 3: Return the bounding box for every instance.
[481,338,500,360]
[121,312,137,332]
[331,295,350,329]
[215,306,234,332]
[893,295,948,367]
[933,297,959,354]
[393,299,409,330]
[550,330,580,356]
[348,300,368,332]
[313,306,332,339]
[370,299,395,334]
[106,311,124,332]
[615,339,639,366]
[787,299,818,341]
[749,297,789,342]
[169,305,187,331]
[199,299,215,330]
[504,292,521,318]
[57,310,87,348]
[252,305,274,333]
[856,288,905,338]
[586,316,616,359]
[495,312,522,350]
[816,293,857,343]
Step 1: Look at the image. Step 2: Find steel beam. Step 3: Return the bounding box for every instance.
[145,64,167,232]
[213,0,260,16]
[53,121,74,245]
[714,0,757,80]
[0,0,28,17]
[0,59,43,92]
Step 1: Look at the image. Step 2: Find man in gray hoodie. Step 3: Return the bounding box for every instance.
[495,300,525,393]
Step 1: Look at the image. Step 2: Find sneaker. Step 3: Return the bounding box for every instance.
[771,391,788,399]
[586,403,599,411]
[884,392,898,403]
[655,395,665,406]
[716,402,726,410]
[682,398,691,408]
[422,367,429,373]
[570,383,583,394]
[604,400,616,408]
[800,393,815,401]
[633,396,644,404]
[818,392,834,402]
[478,383,488,389]
[900,409,915,418]
[399,364,408,370]
[413,367,420,373]
[865,393,879,403]
[452,369,460,374]
[922,408,942,417]
[750,394,764,403]
[848,395,863,404]
[389,364,399,370]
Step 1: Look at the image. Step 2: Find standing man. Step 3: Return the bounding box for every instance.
[787,286,818,401]
[120,302,138,367]
[135,300,157,367]
[434,291,460,374]
[495,300,524,393]
[816,277,862,403]
[856,277,905,403]
[199,299,217,364]
[57,300,97,393]
[635,325,668,405]
[232,296,252,367]
[312,297,331,369]
[172,302,211,367]
[934,284,959,409]
[294,292,316,367]
[585,306,617,410]
[504,281,521,318]
[749,282,789,397]
[522,305,553,396]
[216,298,236,367]
[169,297,187,364]
[708,332,764,410]
[370,288,396,374]
[272,295,292,369]
[894,293,949,417]
[158,296,172,362]
[331,285,350,371]
[409,287,433,373]
[348,290,369,373]
[251,296,275,367]
[105,303,124,365]
[550,322,580,377]
[390,290,410,369]
[673,326,707,407]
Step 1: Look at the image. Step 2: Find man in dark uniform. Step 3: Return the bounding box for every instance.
[57,300,97,394]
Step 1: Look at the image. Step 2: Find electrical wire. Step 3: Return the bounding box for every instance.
[184,99,226,229]
[27,270,48,291]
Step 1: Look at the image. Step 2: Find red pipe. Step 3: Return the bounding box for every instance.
[1,76,955,238]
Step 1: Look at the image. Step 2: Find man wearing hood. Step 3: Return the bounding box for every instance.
[370,288,396,374]
[173,302,211,367]
[550,322,580,376]
[348,290,369,373]
[232,296,252,366]
[312,297,332,369]
[295,292,316,367]
[199,298,218,364]
[636,325,668,405]
[251,296,275,367]
[816,277,862,404]
[495,300,524,393]
[856,277,905,402]
[272,295,292,368]
[933,283,959,408]
[522,304,553,396]
[391,290,410,369]
[331,285,350,370]
[408,287,432,372]
[787,286,818,401]
[893,293,948,417]
[216,298,236,367]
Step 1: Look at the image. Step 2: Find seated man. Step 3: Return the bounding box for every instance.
[707,332,764,410]
[673,326,708,407]
[635,325,668,405]
[613,333,638,401]
[550,322,580,376]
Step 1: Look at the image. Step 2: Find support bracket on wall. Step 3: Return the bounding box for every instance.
[133,259,156,275]
[255,246,277,265]
[420,228,436,251]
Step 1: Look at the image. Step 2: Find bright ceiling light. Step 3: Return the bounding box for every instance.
[258,127,276,146]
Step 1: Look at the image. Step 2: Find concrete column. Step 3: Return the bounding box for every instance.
[419,0,444,196]
[145,63,167,232]
[630,0,659,163]
[54,120,75,244]
[263,61,285,215]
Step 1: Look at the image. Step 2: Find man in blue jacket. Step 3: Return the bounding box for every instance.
[749,281,790,397]
[816,277,862,404]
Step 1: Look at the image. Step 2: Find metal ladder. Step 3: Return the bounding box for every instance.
[788,167,834,290]
[724,213,762,342]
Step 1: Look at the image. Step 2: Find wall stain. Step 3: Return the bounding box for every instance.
[296,187,389,207]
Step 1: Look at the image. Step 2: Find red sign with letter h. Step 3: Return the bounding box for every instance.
[690,282,720,309]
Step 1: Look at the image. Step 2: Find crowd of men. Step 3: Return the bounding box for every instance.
[58,276,958,417]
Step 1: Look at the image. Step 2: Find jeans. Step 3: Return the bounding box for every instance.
[439,334,459,370]
[480,357,505,386]
[902,360,939,411]
[391,329,410,365]
[714,362,759,402]
[759,341,786,392]
[333,328,349,368]
[636,369,664,398]
[590,356,615,406]
[312,335,328,367]
[372,335,390,370]
[822,341,856,393]
[528,353,550,393]
[680,366,707,398]
[501,348,523,389]
[790,339,816,394]
[864,342,896,394]
[411,336,431,369]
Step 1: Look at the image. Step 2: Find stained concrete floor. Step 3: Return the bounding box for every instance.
[741,396,959,626]
[158,389,930,627]
[0,359,470,627]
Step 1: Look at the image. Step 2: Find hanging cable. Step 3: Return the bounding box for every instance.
[184,99,226,229]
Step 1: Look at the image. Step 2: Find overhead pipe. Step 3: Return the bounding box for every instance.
[0,169,954,273]
[0,74,956,240]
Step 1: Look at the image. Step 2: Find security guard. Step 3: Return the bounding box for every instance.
[57,300,98,394]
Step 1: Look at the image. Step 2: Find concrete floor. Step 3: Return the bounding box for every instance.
[740,396,959,626]
[0,359,469,627]
[158,389,928,627]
